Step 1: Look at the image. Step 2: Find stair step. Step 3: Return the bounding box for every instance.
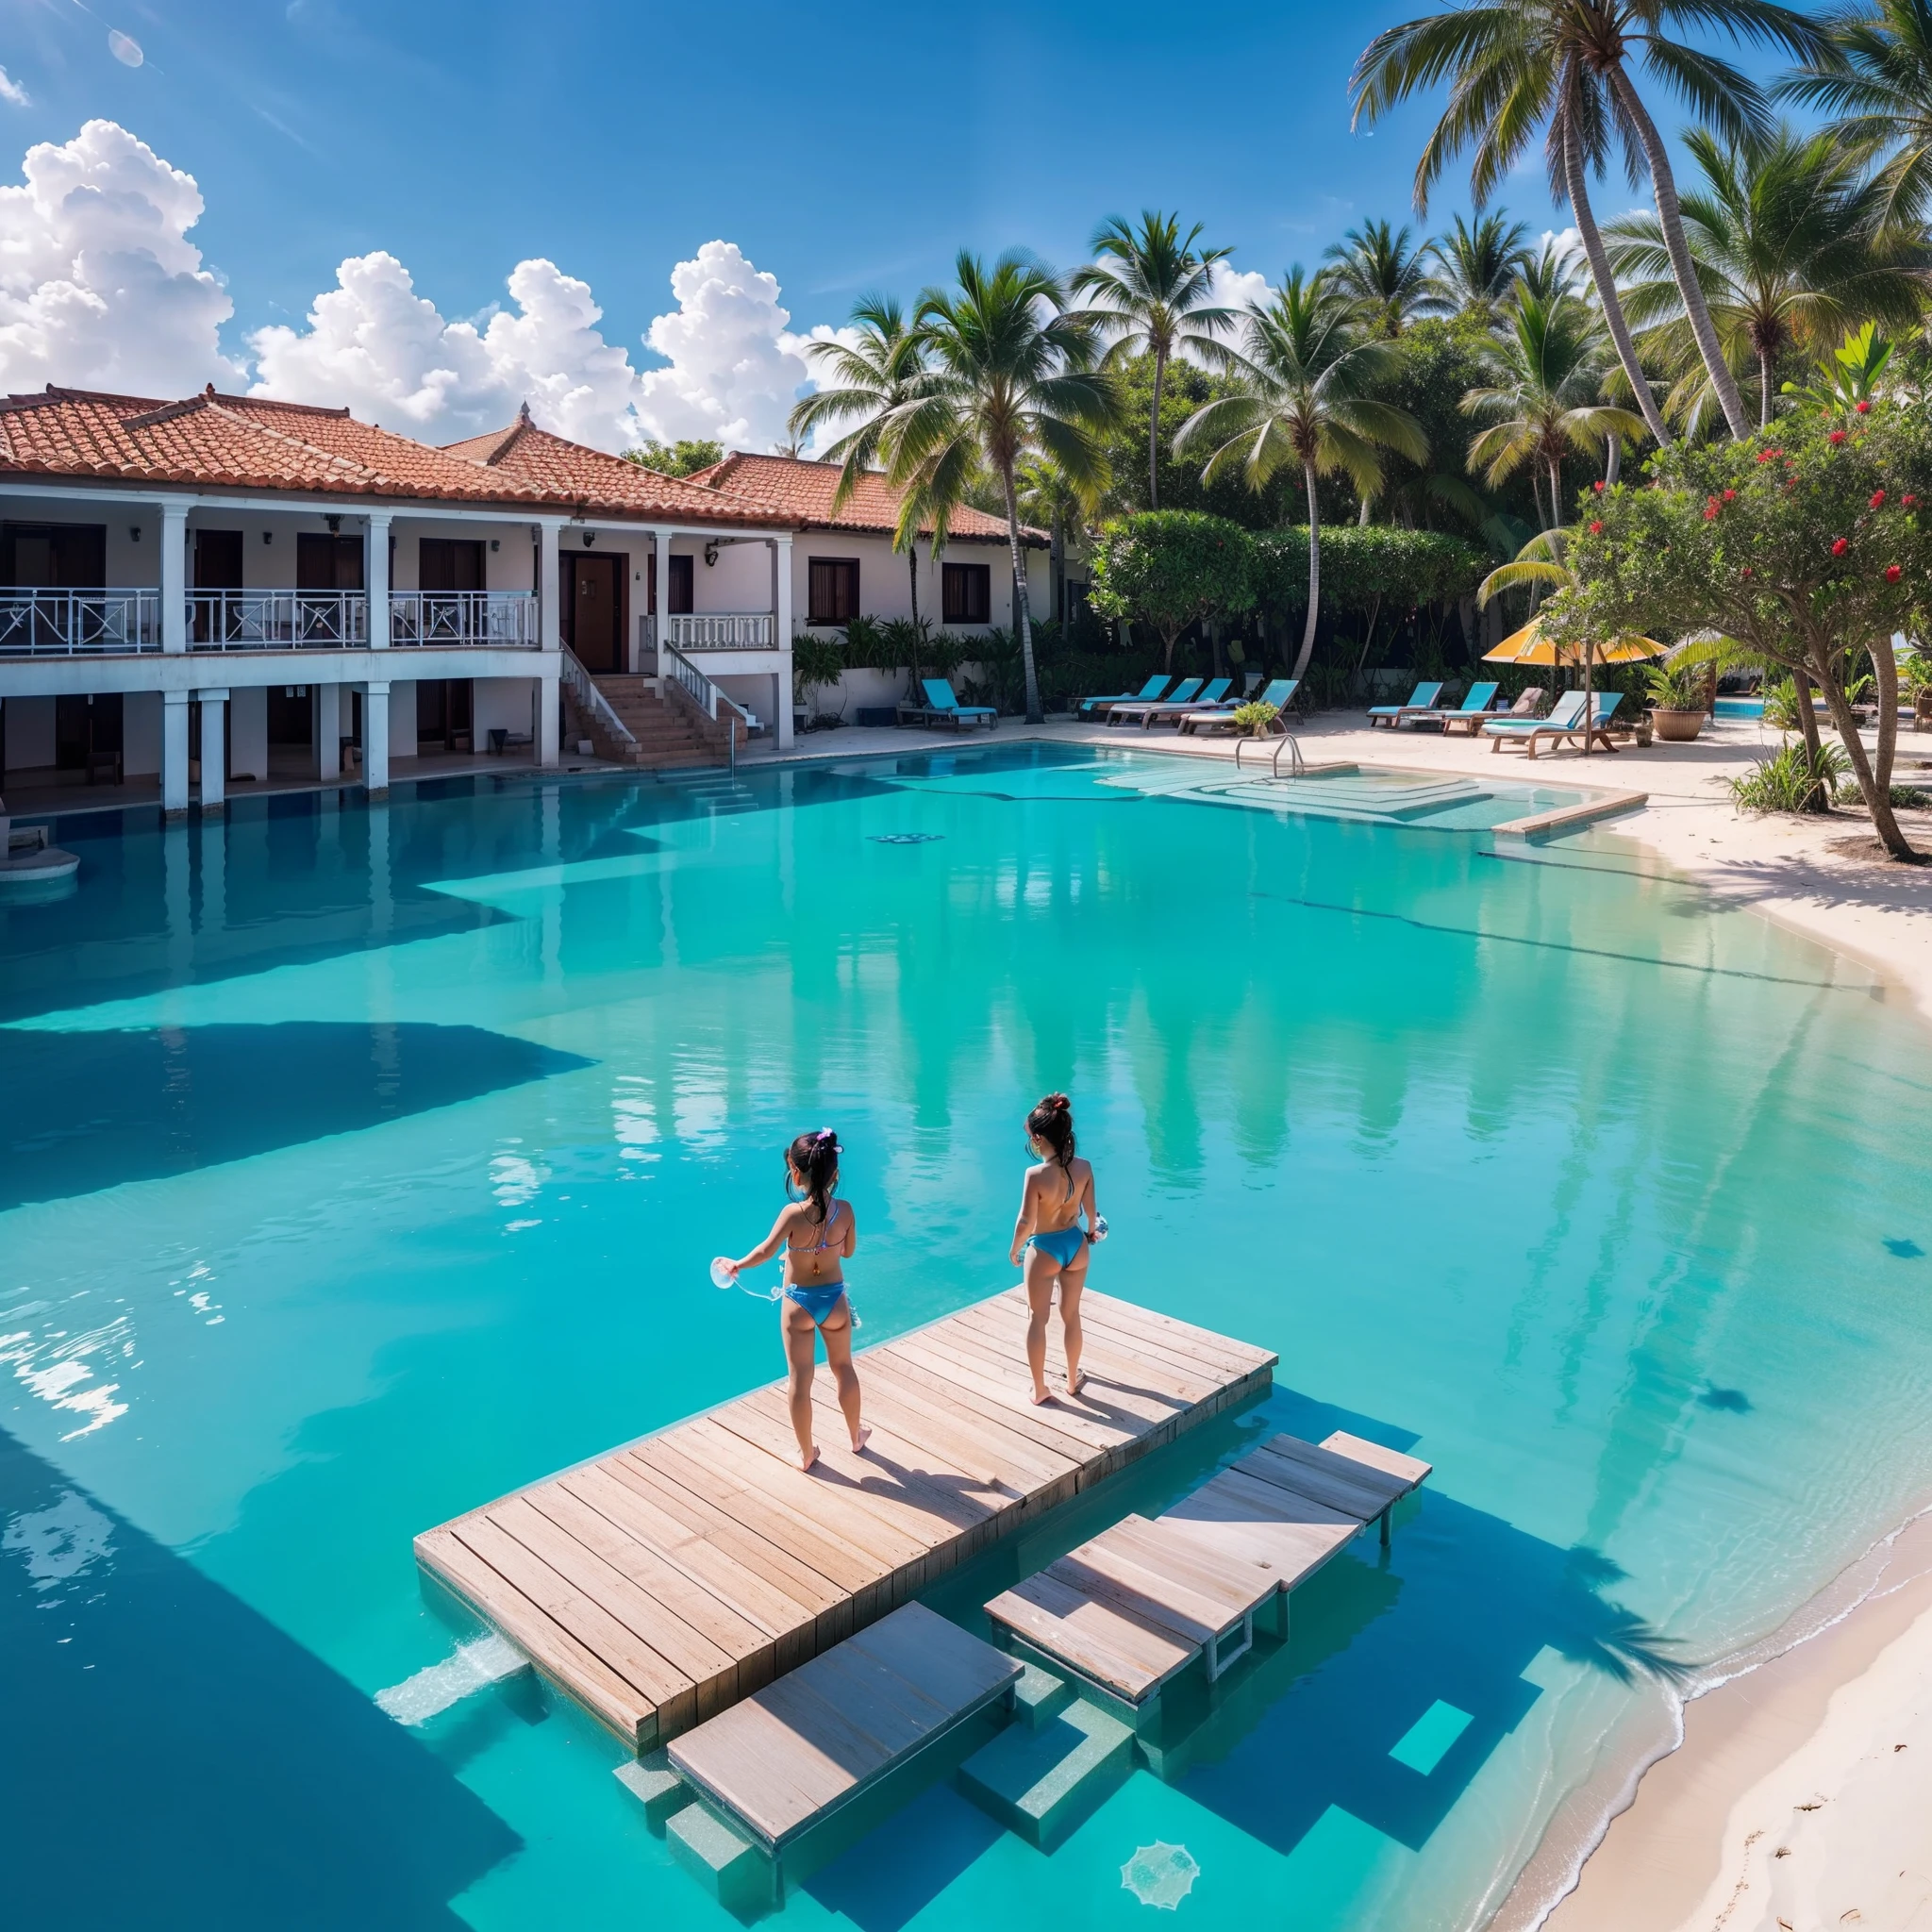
[957,1698,1134,1850]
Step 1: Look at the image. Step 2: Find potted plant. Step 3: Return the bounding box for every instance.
[1643,659,1708,741]
[1230,699,1281,737]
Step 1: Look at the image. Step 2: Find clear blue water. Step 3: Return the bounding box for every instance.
[5,743,1930,1931]
[1713,697,1766,720]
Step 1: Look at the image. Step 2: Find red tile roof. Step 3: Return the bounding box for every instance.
[0,386,773,525]
[691,452,1044,546]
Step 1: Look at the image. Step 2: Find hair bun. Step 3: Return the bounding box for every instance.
[1043,1092,1070,1114]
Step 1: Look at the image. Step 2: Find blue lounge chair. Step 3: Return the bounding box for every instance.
[1482,689,1585,747]
[1178,676,1298,735]
[1077,674,1171,719]
[1421,681,1499,732]
[1444,684,1540,735]
[1485,690,1625,756]
[1367,681,1445,728]
[898,677,998,732]
[1109,675,1228,728]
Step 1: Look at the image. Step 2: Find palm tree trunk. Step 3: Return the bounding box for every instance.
[907,546,923,687]
[1549,457,1564,527]
[1607,66,1750,441]
[1002,465,1042,724]
[1605,435,1621,488]
[1563,114,1671,448]
[1149,349,1165,511]
[1049,510,1066,627]
[1293,463,1322,685]
[1759,354,1773,429]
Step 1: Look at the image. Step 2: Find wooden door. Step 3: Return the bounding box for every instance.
[568,553,623,673]
[296,533,364,589]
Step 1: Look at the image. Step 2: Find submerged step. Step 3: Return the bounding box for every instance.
[614,1758,689,1829]
[1011,1663,1074,1730]
[958,1697,1135,1849]
[665,1800,774,1913]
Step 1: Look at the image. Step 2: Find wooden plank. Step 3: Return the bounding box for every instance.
[1056,1288,1277,1374]
[985,1569,1195,1702]
[901,1330,1156,1448]
[1322,1429,1432,1490]
[922,1318,1193,1434]
[1237,1439,1407,1522]
[1157,1472,1359,1590]
[1048,1543,1231,1646]
[838,1357,1075,1496]
[947,1301,1223,1407]
[866,1345,1103,1469]
[1092,1513,1283,1618]
[415,1526,656,1748]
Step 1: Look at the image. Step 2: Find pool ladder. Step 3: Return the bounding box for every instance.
[1235,731,1307,779]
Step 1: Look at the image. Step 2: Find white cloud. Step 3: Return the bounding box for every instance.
[108,31,144,69]
[0,68,29,108]
[0,118,242,396]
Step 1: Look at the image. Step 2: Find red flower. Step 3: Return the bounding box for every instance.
[1872,490,1888,508]
[1907,494,1920,508]
[1888,564,1903,582]
[1723,490,1737,502]
[1592,480,1605,493]
[1704,504,1720,521]
[1740,566,1753,578]
[1857,399,1872,414]
[1756,449,1776,464]
[1589,520,1604,535]
[1833,537,1851,556]
[1830,429,1847,444]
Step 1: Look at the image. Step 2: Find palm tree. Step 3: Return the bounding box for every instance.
[1015,452,1105,629]
[1323,219,1436,335]
[1071,211,1238,511]
[1464,290,1645,527]
[891,252,1117,724]
[789,297,940,630]
[1780,0,1932,227]
[1607,125,1931,427]
[1351,0,1835,445]
[1423,211,1538,320]
[1515,234,1586,305]
[1173,270,1428,683]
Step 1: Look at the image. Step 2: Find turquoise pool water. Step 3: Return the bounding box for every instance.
[5,743,1930,1931]
[1713,697,1766,720]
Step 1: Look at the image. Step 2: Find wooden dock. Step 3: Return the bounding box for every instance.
[415,1288,1275,1750]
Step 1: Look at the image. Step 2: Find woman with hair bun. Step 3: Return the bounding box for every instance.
[717,1128,868,1472]
[1009,1091,1101,1404]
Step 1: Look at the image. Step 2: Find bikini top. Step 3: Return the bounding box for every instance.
[788,1199,845,1253]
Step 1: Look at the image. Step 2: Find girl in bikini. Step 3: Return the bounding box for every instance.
[718,1128,869,1472]
[1009,1092,1100,1405]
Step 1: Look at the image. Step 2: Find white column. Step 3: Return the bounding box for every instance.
[537,519,563,654]
[195,689,227,812]
[654,528,672,665]
[316,682,342,780]
[161,690,191,814]
[160,503,190,656]
[774,534,794,750]
[361,681,390,796]
[367,510,392,648]
[537,671,559,768]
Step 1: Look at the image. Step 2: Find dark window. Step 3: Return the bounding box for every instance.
[645,553,694,615]
[193,529,244,589]
[416,678,474,752]
[419,539,485,591]
[2,522,106,588]
[808,558,860,625]
[55,691,123,778]
[942,561,991,625]
[296,532,364,590]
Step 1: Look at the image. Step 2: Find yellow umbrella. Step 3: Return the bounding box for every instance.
[1483,622,1664,752]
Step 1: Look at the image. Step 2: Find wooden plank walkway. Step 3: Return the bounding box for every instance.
[984,1430,1431,1712]
[667,1602,1020,1851]
[415,1288,1274,1750]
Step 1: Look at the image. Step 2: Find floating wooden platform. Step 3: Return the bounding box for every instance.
[985,1429,1431,1712]
[415,1288,1275,1750]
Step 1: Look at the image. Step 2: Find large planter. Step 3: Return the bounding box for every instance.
[1650,708,1705,742]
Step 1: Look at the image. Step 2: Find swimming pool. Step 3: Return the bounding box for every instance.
[1713,697,1766,720]
[5,743,1929,1930]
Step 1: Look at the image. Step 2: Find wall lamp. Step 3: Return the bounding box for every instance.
[129,525,142,542]
[262,529,273,543]
[325,513,341,535]
[582,529,597,546]
[703,540,720,567]
[490,538,500,552]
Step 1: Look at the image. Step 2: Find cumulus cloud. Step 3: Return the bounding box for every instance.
[0,68,29,108]
[0,118,242,396]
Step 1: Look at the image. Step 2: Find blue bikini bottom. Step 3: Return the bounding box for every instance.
[1028,1225,1087,1267]
[786,1280,849,1323]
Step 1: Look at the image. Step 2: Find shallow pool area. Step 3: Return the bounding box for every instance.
[1713,697,1767,720]
[5,742,1931,1932]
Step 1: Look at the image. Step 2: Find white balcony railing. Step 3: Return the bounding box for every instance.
[190,590,368,650]
[0,589,161,656]
[664,612,775,651]
[391,590,539,649]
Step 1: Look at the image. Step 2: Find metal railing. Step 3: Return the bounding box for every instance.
[663,646,757,774]
[664,612,775,651]
[0,589,161,656]
[559,643,638,751]
[391,591,538,648]
[189,590,368,650]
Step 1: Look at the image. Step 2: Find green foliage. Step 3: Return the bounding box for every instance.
[1643,660,1708,710]
[1250,526,1486,617]
[1730,739,1850,812]
[1760,675,1803,730]
[1089,511,1257,656]
[791,632,844,701]
[1230,699,1281,736]
[622,438,724,477]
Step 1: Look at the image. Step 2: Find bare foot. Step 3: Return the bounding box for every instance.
[849,1425,872,1454]
[1064,1373,1086,1399]
[797,1445,820,1473]
[1029,1385,1054,1406]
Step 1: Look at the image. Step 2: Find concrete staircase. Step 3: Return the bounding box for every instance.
[562,673,738,772]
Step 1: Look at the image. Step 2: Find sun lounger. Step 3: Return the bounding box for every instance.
[1108,675,1227,728]
[1367,680,1444,729]
[1076,675,1171,720]
[1177,676,1298,736]
[1444,685,1541,735]
[898,677,998,732]
[1415,681,1499,733]
[1487,690,1621,757]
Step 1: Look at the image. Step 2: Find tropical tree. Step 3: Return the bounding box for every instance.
[1464,291,1646,526]
[789,297,941,628]
[1089,512,1257,672]
[1607,125,1931,429]
[891,251,1117,723]
[1351,0,1836,446]
[1016,451,1105,628]
[1173,270,1428,681]
[623,438,724,476]
[1423,211,1538,320]
[1781,0,1932,226]
[1072,211,1239,511]
[1514,234,1586,305]
[1323,219,1436,335]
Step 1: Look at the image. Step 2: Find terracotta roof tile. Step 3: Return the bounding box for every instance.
[691,452,1044,545]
